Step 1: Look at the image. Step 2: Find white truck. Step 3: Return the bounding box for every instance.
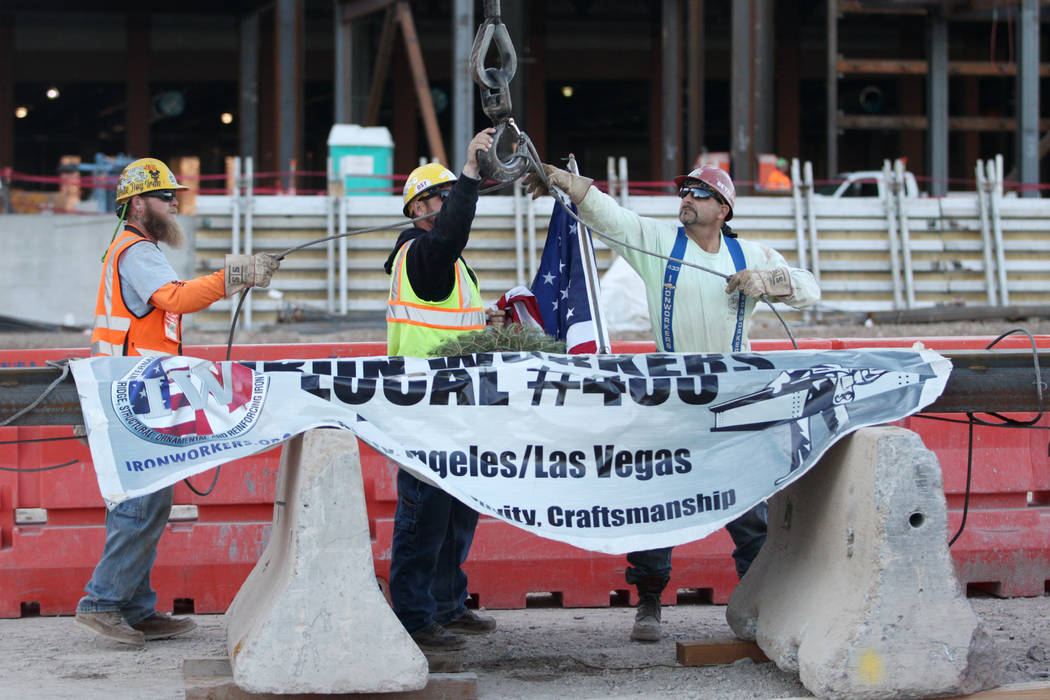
[819,171,921,199]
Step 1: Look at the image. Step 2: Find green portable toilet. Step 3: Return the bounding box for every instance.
[327,125,394,196]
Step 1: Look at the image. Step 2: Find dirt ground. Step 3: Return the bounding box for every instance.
[0,596,1048,699]
[1,317,1048,698]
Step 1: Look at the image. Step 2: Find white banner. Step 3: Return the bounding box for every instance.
[72,349,950,554]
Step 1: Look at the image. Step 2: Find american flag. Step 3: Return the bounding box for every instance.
[530,202,598,354]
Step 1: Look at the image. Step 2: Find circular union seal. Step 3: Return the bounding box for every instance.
[111,356,268,447]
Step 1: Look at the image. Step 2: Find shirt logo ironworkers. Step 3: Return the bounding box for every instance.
[111,356,268,446]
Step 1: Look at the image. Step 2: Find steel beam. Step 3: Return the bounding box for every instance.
[838,58,1050,77]
[2,351,1047,426]
[0,367,82,426]
[838,114,1050,132]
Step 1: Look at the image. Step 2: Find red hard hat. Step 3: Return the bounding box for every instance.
[674,165,736,221]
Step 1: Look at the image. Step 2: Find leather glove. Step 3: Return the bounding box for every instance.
[522,164,593,204]
[224,253,280,297]
[726,267,793,299]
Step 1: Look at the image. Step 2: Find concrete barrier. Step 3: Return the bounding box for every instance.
[0,214,196,328]
[225,429,428,694]
[726,426,1001,699]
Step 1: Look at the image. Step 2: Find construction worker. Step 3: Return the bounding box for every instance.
[524,163,820,642]
[384,129,501,652]
[766,157,792,191]
[75,157,279,645]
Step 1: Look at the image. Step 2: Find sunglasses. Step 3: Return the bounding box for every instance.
[142,191,177,202]
[418,187,452,203]
[678,186,716,201]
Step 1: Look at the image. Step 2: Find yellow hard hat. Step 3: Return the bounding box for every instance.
[115,157,189,203]
[402,162,456,217]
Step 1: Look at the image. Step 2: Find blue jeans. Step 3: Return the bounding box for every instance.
[389,470,479,634]
[625,502,769,585]
[77,485,174,625]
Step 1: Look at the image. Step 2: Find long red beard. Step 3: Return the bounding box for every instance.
[143,207,185,249]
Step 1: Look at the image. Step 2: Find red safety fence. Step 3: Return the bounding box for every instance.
[0,337,1047,617]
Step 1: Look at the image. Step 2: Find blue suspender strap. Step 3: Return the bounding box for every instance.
[723,234,748,352]
[660,228,690,352]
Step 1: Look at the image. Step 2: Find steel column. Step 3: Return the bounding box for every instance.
[396,0,447,165]
[0,15,13,179]
[334,2,352,123]
[364,8,396,127]
[753,0,773,158]
[336,4,378,126]
[826,0,838,178]
[452,0,475,173]
[730,0,753,188]
[126,14,150,157]
[524,2,547,161]
[504,0,526,132]
[239,12,260,162]
[275,0,303,193]
[661,0,682,184]
[686,0,704,169]
[775,2,801,160]
[1016,0,1040,197]
[927,10,948,197]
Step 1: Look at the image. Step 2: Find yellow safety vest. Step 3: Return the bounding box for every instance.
[386,240,485,357]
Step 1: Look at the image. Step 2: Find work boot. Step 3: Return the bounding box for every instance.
[631,593,663,642]
[74,611,145,646]
[131,613,197,641]
[630,576,668,643]
[443,609,496,635]
[410,622,467,651]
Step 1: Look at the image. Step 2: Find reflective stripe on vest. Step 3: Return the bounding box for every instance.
[386,240,485,357]
[94,314,131,332]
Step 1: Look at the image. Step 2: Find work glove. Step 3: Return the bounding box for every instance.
[224,253,281,297]
[522,164,593,204]
[726,267,792,299]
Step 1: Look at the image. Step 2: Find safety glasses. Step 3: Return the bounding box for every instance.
[419,187,452,204]
[678,186,715,201]
[142,190,177,202]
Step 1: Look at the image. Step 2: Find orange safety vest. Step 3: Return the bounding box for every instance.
[766,168,792,191]
[91,226,181,357]
[386,239,485,357]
